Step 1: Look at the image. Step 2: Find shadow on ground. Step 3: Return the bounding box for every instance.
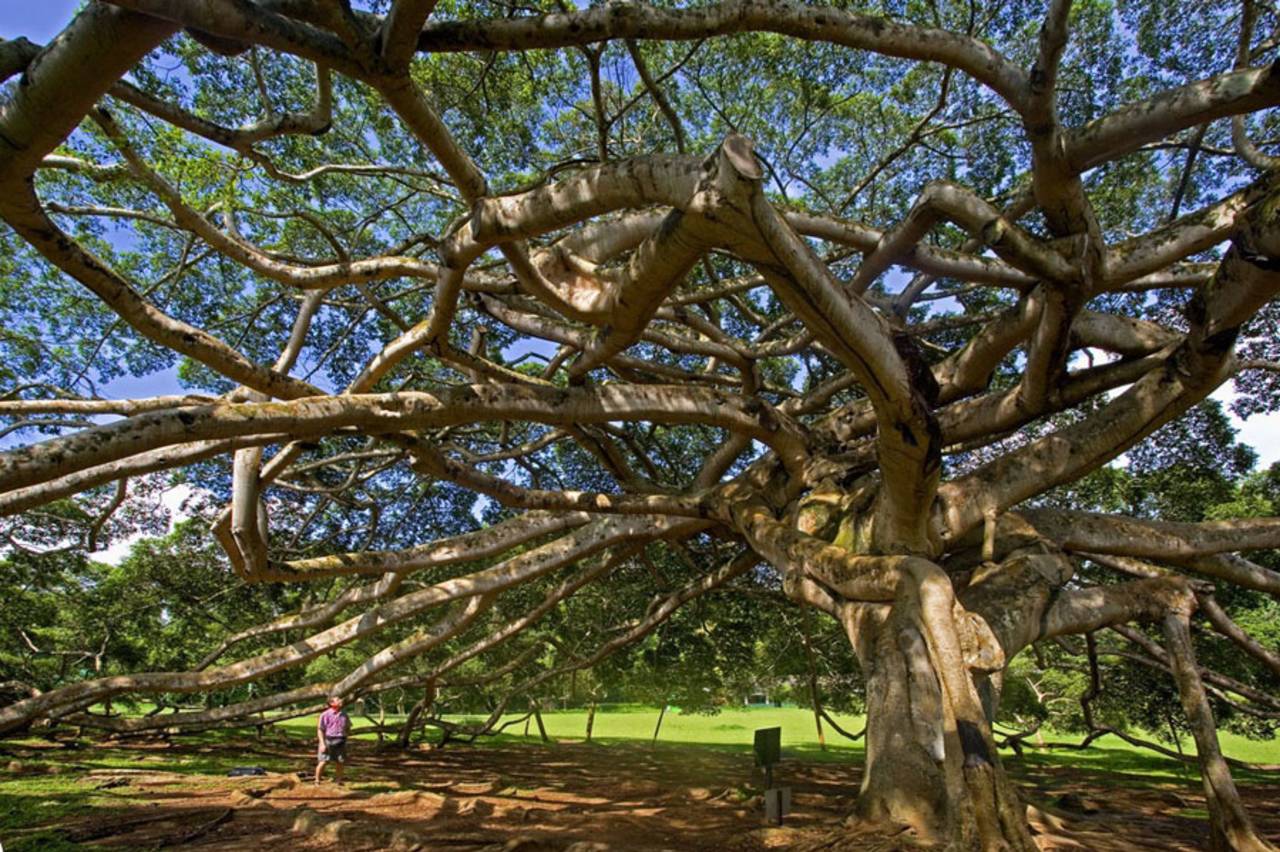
[1,733,1278,851]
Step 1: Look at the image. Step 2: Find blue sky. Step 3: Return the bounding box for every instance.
[1,1,81,43]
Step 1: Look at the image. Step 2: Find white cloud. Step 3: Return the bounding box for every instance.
[1211,384,1280,469]
[95,484,198,566]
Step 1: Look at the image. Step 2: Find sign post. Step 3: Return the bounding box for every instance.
[753,726,790,825]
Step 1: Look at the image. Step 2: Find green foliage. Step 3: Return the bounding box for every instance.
[1040,400,1259,522]
[1012,459,1280,743]
[0,521,304,705]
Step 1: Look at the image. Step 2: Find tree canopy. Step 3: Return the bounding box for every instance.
[3,0,1280,848]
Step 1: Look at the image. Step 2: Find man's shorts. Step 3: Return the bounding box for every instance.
[319,736,347,763]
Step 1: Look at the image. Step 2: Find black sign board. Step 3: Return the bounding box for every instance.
[754,726,781,767]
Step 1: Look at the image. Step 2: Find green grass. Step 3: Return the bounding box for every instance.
[1212,728,1280,765]
[81,701,1280,772]
[505,704,857,748]
[0,772,137,851]
[485,706,1279,785]
[347,705,861,745]
[268,703,870,763]
[2,731,296,777]
[292,702,1280,780]
[994,728,1280,787]
[0,728,301,848]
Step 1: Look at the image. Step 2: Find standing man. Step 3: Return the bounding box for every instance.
[315,695,351,785]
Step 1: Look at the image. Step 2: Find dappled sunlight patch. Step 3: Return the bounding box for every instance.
[3,731,1273,850]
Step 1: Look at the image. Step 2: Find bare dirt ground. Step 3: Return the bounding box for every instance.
[6,734,1280,851]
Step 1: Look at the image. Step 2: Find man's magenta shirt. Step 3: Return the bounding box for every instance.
[319,708,349,738]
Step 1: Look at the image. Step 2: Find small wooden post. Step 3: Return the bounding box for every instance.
[651,702,668,747]
[532,701,551,744]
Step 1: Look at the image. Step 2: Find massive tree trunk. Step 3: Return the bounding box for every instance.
[842,598,1034,850]
[749,493,1037,847]
[803,518,1279,852]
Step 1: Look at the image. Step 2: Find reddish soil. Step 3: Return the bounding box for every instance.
[9,735,1280,851]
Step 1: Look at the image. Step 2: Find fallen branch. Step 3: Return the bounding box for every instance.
[63,808,223,842]
[158,807,233,848]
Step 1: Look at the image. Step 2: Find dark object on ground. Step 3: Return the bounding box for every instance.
[228,766,268,776]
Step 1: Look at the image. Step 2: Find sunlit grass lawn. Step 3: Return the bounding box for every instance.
[272,703,863,755]
[270,702,1280,781]
[15,702,1280,787]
